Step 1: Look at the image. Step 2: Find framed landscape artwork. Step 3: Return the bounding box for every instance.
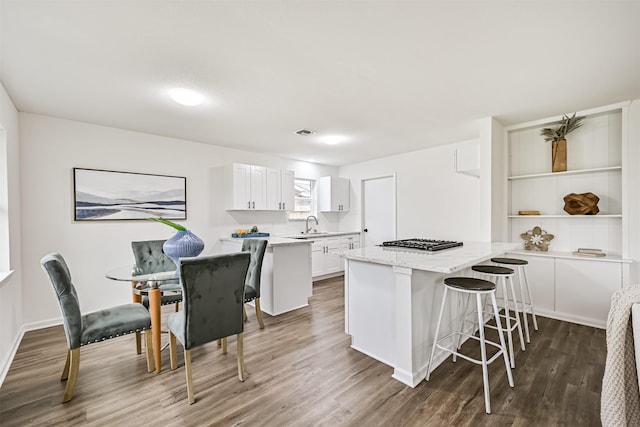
[73,168,186,221]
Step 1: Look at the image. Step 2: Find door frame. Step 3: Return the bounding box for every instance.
[360,174,397,246]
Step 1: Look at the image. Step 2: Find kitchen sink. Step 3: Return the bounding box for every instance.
[289,232,330,239]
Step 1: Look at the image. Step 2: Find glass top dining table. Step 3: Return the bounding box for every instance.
[105,265,179,286]
[105,265,180,373]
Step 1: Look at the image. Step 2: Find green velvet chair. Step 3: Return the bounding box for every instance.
[241,239,268,329]
[131,239,183,354]
[167,252,250,404]
[131,239,183,308]
[40,253,153,403]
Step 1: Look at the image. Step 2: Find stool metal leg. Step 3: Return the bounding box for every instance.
[507,276,526,352]
[501,277,515,368]
[426,287,448,381]
[517,266,531,343]
[490,292,515,388]
[522,265,539,331]
[476,292,491,414]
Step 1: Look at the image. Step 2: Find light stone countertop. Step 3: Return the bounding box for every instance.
[340,241,520,274]
[219,236,312,247]
[280,231,361,241]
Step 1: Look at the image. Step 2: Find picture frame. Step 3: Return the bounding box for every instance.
[73,168,186,221]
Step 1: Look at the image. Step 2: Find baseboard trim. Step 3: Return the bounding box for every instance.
[0,317,62,388]
[0,325,25,388]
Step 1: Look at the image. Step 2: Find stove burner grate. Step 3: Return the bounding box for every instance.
[381,238,463,252]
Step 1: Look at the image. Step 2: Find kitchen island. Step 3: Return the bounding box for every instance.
[341,241,518,387]
[220,236,312,316]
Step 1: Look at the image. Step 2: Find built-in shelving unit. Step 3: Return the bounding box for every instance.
[503,101,632,328]
[506,102,628,258]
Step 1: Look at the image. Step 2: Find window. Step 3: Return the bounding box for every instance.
[289,178,314,220]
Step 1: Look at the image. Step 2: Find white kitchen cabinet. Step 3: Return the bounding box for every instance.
[505,251,626,328]
[555,257,622,326]
[225,163,267,210]
[311,237,341,278]
[341,233,360,251]
[454,142,479,177]
[266,168,294,211]
[317,176,350,212]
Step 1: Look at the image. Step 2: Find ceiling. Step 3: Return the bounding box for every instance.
[1,1,639,166]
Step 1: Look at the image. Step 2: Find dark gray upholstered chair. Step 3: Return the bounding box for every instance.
[241,239,268,329]
[131,239,183,308]
[131,240,182,354]
[167,252,250,404]
[40,253,153,403]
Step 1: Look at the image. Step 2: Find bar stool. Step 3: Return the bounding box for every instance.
[426,277,514,414]
[491,257,538,343]
[471,265,525,368]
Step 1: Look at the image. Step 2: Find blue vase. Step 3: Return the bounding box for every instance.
[163,230,205,272]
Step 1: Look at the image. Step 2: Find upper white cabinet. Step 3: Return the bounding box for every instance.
[266,168,295,211]
[226,163,267,210]
[226,163,294,211]
[454,142,479,177]
[317,176,350,212]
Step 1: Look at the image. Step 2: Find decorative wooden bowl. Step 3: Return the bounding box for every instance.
[563,192,599,215]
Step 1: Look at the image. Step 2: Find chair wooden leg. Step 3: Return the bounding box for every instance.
[222,337,227,354]
[144,330,154,373]
[255,298,265,329]
[61,349,71,381]
[169,332,178,370]
[217,338,222,346]
[135,332,142,354]
[184,349,195,404]
[62,348,80,403]
[243,305,248,322]
[237,332,245,381]
[175,302,180,312]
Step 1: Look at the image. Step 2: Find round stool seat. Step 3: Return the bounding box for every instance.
[472,265,514,275]
[491,257,528,266]
[444,277,495,291]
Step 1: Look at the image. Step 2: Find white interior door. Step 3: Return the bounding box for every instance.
[362,175,396,247]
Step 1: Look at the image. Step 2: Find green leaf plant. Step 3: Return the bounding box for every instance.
[146,217,187,231]
[540,113,585,142]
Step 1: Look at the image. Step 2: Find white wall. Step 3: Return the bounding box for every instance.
[19,113,338,327]
[0,80,24,384]
[338,140,482,242]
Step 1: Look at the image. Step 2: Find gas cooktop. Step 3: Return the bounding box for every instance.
[381,238,463,252]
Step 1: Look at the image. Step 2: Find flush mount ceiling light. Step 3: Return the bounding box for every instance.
[320,135,346,145]
[169,88,204,106]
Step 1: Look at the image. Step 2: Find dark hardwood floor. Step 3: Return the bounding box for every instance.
[0,277,605,426]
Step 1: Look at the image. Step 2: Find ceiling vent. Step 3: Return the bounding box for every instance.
[295,129,316,136]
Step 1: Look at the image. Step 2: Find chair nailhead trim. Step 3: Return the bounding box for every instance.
[80,326,151,346]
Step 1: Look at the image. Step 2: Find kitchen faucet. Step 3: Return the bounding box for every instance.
[305,215,319,234]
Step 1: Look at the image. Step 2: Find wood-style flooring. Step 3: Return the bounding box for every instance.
[0,276,605,426]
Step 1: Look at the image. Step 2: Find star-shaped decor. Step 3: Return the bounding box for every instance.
[520,226,555,252]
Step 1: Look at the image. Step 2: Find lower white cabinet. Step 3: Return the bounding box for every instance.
[312,237,341,278]
[341,234,360,251]
[312,233,361,280]
[506,252,626,328]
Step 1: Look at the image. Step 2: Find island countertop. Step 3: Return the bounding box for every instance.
[340,241,519,274]
[219,236,312,247]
